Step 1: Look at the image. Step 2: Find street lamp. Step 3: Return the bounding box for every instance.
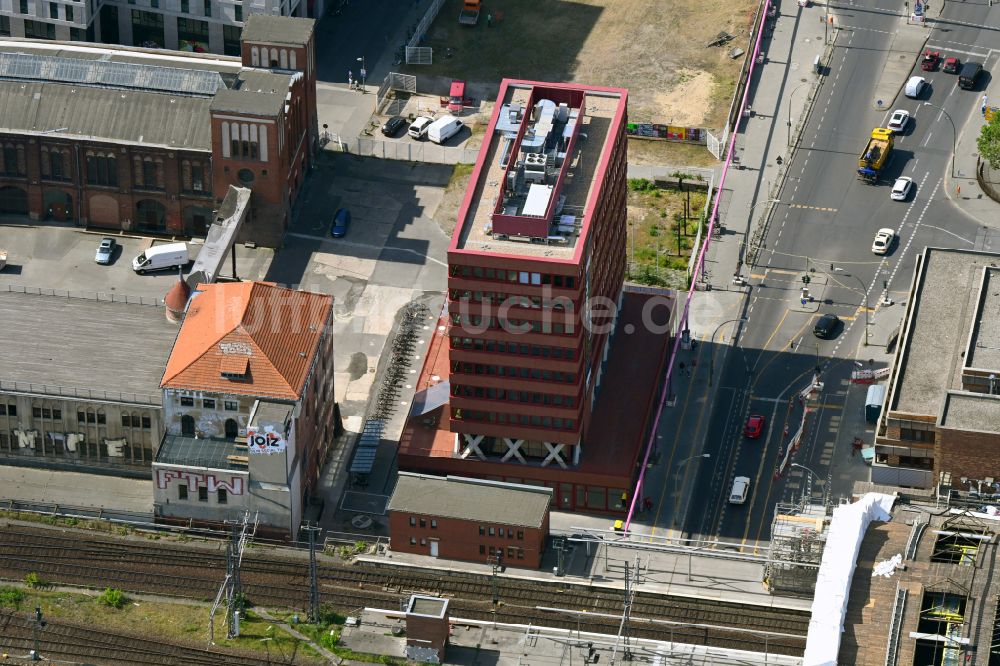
[787,83,809,148]
[672,454,711,528]
[709,318,748,387]
[790,462,819,502]
[833,267,869,346]
[922,101,957,177]
[356,56,366,92]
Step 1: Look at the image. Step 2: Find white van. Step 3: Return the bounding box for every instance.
[427,115,464,145]
[132,242,188,274]
[408,116,433,140]
[729,476,751,504]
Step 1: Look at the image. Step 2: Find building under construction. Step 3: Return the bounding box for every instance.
[764,501,830,595]
[838,491,1000,666]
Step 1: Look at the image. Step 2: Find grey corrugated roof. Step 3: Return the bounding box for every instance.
[388,473,551,528]
[0,80,213,150]
[240,15,315,47]
[211,87,285,117]
[0,289,179,403]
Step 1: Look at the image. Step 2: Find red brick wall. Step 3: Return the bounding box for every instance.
[292,308,336,501]
[405,615,448,654]
[389,510,548,568]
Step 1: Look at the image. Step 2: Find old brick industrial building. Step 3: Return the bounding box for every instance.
[874,247,1000,490]
[388,473,551,568]
[0,13,317,247]
[397,80,676,513]
[154,280,335,538]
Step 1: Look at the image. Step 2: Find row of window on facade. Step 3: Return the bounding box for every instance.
[221,123,268,162]
[451,337,577,360]
[452,384,576,408]
[452,408,576,430]
[0,403,153,429]
[450,314,576,335]
[479,545,526,560]
[176,483,229,504]
[178,396,240,411]
[450,290,574,311]
[450,266,578,289]
[0,145,208,194]
[126,10,243,55]
[0,430,154,463]
[451,362,577,384]
[250,45,297,70]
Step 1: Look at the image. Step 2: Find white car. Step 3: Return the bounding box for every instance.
[904,76,926,99]
[729,476,751,505]
[886,109,910,133]
[94,237,116,265]
[891,176,914,201]
[872,228,895,255]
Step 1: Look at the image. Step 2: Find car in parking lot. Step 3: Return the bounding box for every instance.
[743,414,765,439]
[891,176,914,201]
[904,76,927,98]
[94,237,117,265]
[943,57,961,74]
[330,208,351,238]
[381,116,407,137]
[814,313,841,339]
[729,477,751,504]
[886,109,909,133]
[408,116,433,140]
[872,228,895,255]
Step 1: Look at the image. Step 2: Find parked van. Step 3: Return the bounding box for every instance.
[865,384,887,423]
[132,242,188,274]
[959,61,983,90]
[408,116,433,140]
[427,115,464,145]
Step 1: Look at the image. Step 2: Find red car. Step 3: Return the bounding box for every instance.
[921,50,940,71]
[744,414,765,439]
[943,57,960,74]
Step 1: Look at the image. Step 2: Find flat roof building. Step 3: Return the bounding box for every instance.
[0,288,179,472]
[387,473,552,568]
[874,247,1000,490]
[396,79,676,514]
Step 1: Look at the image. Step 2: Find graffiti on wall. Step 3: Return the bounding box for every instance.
[155,469,245,495]
[625,123,706,144]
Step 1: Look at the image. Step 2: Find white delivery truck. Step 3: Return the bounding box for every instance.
[132,242,188,274]
[426,115,464,145]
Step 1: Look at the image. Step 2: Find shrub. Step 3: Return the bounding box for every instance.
[98,587,127,609]
[0,587,25,608]
[24,573,43,589]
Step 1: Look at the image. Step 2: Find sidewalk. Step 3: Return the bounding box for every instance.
[945,68,1000,225]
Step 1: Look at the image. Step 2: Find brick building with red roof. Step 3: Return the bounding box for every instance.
[154,280,335,538]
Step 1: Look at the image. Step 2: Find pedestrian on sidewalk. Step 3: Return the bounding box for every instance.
[348,70,353,89]
[644,497,653,512]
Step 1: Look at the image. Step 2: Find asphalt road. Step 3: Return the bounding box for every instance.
[687,0,997,548]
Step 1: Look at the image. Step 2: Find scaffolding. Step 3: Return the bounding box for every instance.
[764,501,830,594]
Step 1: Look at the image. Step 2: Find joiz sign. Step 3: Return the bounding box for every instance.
[246,425,286,455]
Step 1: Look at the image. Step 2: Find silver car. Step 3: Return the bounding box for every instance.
[94,237,117,264]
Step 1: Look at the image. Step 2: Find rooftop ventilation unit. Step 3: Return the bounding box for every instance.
[524,153,547,183]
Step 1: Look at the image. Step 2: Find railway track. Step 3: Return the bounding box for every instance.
[0,609,286,665]
[0,524,809,656]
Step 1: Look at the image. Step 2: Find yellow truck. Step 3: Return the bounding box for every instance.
[857,128,893,182]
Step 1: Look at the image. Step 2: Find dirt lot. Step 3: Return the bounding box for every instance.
[404,0,757,129]
[626,178,708,287]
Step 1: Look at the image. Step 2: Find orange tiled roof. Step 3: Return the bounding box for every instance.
[160,281,333,400]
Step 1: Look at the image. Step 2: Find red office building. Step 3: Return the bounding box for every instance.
[398,80,676,513]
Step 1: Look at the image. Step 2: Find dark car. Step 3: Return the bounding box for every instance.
[959,61,983,90]
[330,208,351,238]
[743,414,765,439]
[381,116,407,137]
[813,313,841,339]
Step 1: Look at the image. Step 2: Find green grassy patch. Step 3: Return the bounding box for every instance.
[626,179,707,287]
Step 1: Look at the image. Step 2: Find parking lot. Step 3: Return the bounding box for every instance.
[0,220,274,300]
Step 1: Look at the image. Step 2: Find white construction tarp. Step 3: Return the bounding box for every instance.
[803,492,897,666]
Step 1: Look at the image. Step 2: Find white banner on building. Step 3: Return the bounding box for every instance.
[246,425,286,455]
